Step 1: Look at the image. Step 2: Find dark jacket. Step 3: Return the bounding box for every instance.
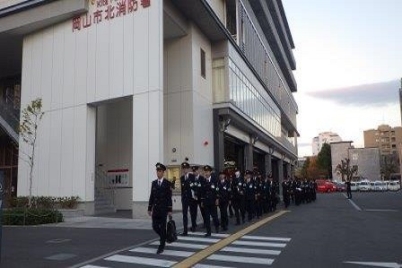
[148,179,172,215]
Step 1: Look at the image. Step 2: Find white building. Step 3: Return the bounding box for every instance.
[312,131,342,156]
[0,0,299,218]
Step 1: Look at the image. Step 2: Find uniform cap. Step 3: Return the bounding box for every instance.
[156,162,166,171]
[192,165,199,172]
[203,165,213,171]
[181,162,190,169]
[245,170,252,175]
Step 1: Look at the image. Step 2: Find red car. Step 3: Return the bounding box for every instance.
[316,180,336,193]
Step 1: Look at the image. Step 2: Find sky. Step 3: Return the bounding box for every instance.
[281,0,402,157]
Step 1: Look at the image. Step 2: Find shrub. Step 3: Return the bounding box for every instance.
[2,208,63,225]
[57,196,80,209]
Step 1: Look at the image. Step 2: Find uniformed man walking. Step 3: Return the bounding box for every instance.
[200,165,220,237]
[148,163,172,254]
[180,161,196,235]
[217,171,231,231]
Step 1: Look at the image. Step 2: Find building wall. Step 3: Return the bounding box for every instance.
[349,148,381,181]
[331,141,352,181]
[164,22,214,167]
[18,1,163,206]
[312,132,342,156]
[205,0,225,23]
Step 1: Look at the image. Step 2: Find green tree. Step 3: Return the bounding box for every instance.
[381,154,398,180]
[19,98,44,208]
[316,143,332,179]
[301,157,310,179]
[335,158,357,182]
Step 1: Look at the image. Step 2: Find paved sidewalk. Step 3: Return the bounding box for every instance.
[47,210,188,230]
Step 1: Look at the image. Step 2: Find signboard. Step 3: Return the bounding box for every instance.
[107,169,129,187]
[0,171,4,262]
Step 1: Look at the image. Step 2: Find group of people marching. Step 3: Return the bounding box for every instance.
[178,162,282,237]
[147,161,317,254]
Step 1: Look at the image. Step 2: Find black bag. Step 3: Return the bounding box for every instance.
[166,215,177,244]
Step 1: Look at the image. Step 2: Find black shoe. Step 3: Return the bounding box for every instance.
[156,246,164,254]
[190,226,196,232]
[180,232,188,236]
[204,232,211,237]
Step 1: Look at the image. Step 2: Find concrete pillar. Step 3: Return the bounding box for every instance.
[265,154,272,176]
[278,159,284,198]
[245,143,253,170]
[213,110,225,172]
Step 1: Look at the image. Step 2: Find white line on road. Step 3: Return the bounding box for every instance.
[343,194,362,211]
[344,261,402,268]
[208,254,275,265]
[232,240,287,248]
[130,247,194,257]
[105,254,177,267]
[221,246,281,255]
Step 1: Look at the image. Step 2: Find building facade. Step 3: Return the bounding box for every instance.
[364,125,402,156]
[0,0,299,217]
[331,141,353,181]
[312,131,342,156]
[349,147,381,181]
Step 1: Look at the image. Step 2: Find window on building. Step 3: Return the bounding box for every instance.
[201,48,206,79]
[225,0,237,37]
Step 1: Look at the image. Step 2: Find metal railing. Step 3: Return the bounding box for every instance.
[95,167,116,207]
[0,95,20,142]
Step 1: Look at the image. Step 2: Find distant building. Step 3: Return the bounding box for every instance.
[312,132,342,156]
[364,124,402,156]
[330,141,353,181]
[349,148,381,181]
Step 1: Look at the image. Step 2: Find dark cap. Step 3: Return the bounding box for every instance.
[192,165,199,172]
[181,162,190,169]
[155,162,166,171]
[203,165,213,172]
[245,170,252,175]
[219,171,226,176]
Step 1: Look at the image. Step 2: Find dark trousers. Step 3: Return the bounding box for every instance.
[204,203,219,234]
[182,199,197,233]
[347,189,352,199]
[152,213,167,247]
[245,199,254,221]
[219,202,228,229]
[190,199,198,228]
[233,197,246,224]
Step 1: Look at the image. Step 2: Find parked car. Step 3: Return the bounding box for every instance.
[358,181,370,192]
[372,181,388,192]
[350,182,358,192]
[388,181,401,191]
[316,180,336,193]
[333,182,346,192]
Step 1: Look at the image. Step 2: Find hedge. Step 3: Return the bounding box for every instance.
[2,208,63,225]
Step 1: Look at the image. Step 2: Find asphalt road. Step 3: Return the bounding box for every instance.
[1,191,401,268]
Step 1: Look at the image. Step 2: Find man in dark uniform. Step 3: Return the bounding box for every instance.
[180,161,196,236]
[282,177,291,208]
[192,165,206,227]
[244,170,256,222]
[148,163,172,254]
[217,171,231,231]
[200,165,220,237]
[232,169,246,225]
[346,179,352,199]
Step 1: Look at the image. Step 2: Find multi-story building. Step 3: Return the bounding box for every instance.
[330,141,353,181]
[349,147,381,181]
[312,131,342,156]
[0,0,299,217]
[364,125,402,156]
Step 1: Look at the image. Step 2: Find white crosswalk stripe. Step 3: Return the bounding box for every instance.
[79,233,291,267]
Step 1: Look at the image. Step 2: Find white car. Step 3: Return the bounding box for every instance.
[358,181,370,192]
[373,181,387,191]
[388,181,401,191]
[350,182,358,192]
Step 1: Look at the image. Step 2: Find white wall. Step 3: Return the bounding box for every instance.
[18,1,163,204]
[164,22,214,167]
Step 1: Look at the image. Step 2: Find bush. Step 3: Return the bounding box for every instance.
[2,208,63,225]
[7,196,80,209]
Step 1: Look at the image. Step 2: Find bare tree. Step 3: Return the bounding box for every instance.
[19,98,44,207]
[335,158,357,182]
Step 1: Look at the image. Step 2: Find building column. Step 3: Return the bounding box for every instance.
[265,154,272,176]
[213,110,226,172]
[245,142,254,171]
[278,159,284,198]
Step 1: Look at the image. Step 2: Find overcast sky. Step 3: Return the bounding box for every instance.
[282,0,402,156]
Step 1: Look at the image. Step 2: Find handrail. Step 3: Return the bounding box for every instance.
[95,167,116,207]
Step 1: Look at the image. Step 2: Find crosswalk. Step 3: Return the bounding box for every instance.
[79,232,291,267]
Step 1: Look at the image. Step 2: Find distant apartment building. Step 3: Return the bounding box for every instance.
[312,132,342,156]
[364,125,402,156]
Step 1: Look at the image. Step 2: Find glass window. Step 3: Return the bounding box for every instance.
[201,49,206,78]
